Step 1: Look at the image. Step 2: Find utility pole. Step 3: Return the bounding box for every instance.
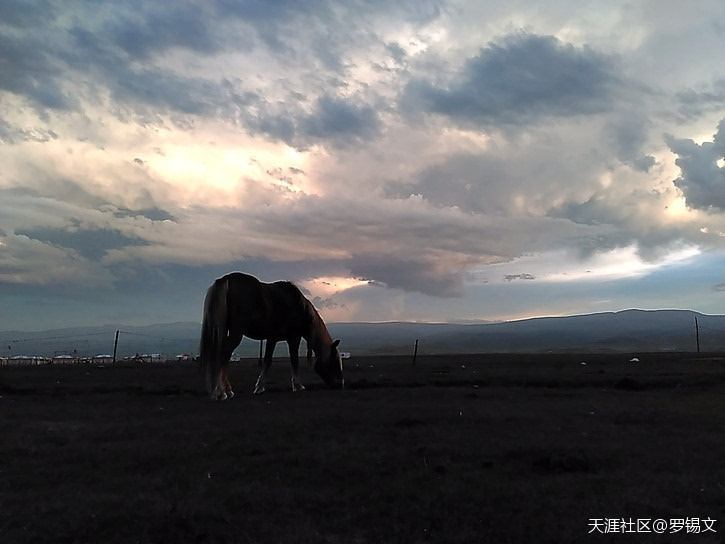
[694,316,700,354]
[112,330,120,363]
[412,338,419,366]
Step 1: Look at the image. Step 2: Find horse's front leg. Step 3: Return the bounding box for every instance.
[254,340,276,395]
[288,336,305,392]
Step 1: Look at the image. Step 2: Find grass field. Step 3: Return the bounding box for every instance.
[2,353,725,543]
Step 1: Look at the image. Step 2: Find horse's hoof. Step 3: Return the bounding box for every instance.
[226,389,235,399]
[209,391,224,401]
[253,386,266,395]
[292,383,306,392]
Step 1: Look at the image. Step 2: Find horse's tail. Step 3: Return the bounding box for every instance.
[199,277,229,394]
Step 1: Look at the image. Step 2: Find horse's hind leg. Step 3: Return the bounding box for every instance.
[288,336,305,392]
[219,333,242,399]
[253,340,276,394]
[221,366,234,399]
[210,367,227,401]
[208,366,222,400]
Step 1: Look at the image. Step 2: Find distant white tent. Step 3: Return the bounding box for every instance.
[92,354,114,364]
[52,355,76,364]
[9,355,50,365]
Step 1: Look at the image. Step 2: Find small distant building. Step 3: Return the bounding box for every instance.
[175,353,193,361]
[340,352,351,359]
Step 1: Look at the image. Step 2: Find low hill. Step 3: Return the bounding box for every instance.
[1,309,722,357]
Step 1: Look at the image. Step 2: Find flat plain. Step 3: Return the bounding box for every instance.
[1,353,725,543]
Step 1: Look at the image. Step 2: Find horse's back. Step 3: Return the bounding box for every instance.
[220,271,260,288]
[219,273,311,338]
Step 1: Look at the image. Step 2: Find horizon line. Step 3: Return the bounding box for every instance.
[0,307,713,334]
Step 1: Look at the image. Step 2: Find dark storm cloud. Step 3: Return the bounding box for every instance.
[549,189,699,262]
[234,93,381,148]
[553,196,611,227]
[299,95,381,143]
[386,42,407,64]
[348,254,468,297]
[0,179,108,210]
[15,226,149,260]
[401,33,618,127]
[604,113,655,172]
[109,258,351,297]
[0,0,391,147]
[0,0,55,28]
[213,0,326,54]
[63,26,226,117]
[667,120,725,210]
[677,79,725,119]
[108,68,223,116]
[0,5,225,116]
[113,207,177,222]
[0,31,75,110]
[213,0,441,55]
[107,3,224,59]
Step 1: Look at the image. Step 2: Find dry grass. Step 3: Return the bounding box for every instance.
[1,353,724,543]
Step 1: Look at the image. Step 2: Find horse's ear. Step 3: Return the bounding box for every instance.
[332,339,340,348]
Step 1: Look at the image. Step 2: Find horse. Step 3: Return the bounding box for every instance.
[199,272,344,399]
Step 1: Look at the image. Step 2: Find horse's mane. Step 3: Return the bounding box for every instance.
[277,280,330,343]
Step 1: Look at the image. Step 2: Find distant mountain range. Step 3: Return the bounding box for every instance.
[1,309,722,358]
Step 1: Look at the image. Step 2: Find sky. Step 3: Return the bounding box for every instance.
[2,0,725,330]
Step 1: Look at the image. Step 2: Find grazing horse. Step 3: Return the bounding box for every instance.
[199,272,344,399]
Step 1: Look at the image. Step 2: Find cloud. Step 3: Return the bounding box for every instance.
[0,119,58,144]
[0,0,55,28]
[237,93,382,148]
[549,187,697,261]
[106,3,223,59]
[677,80,725,120]
[113,207,176,222]
[603,112,655,172]
[667,119,725,210]
[3,0,725,329]
[312,295,344,310]
[348,253,472,297]
[401,33,619,127]
[0,30,75,110]
[299,95,381,144]
[385,129,606,215]
[15,225,148,260]
[0,232,113,287]
[504,273,535,281]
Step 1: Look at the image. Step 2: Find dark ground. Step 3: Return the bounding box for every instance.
[1,353,725,543]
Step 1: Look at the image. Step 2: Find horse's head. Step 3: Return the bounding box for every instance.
[314,339,344,389]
